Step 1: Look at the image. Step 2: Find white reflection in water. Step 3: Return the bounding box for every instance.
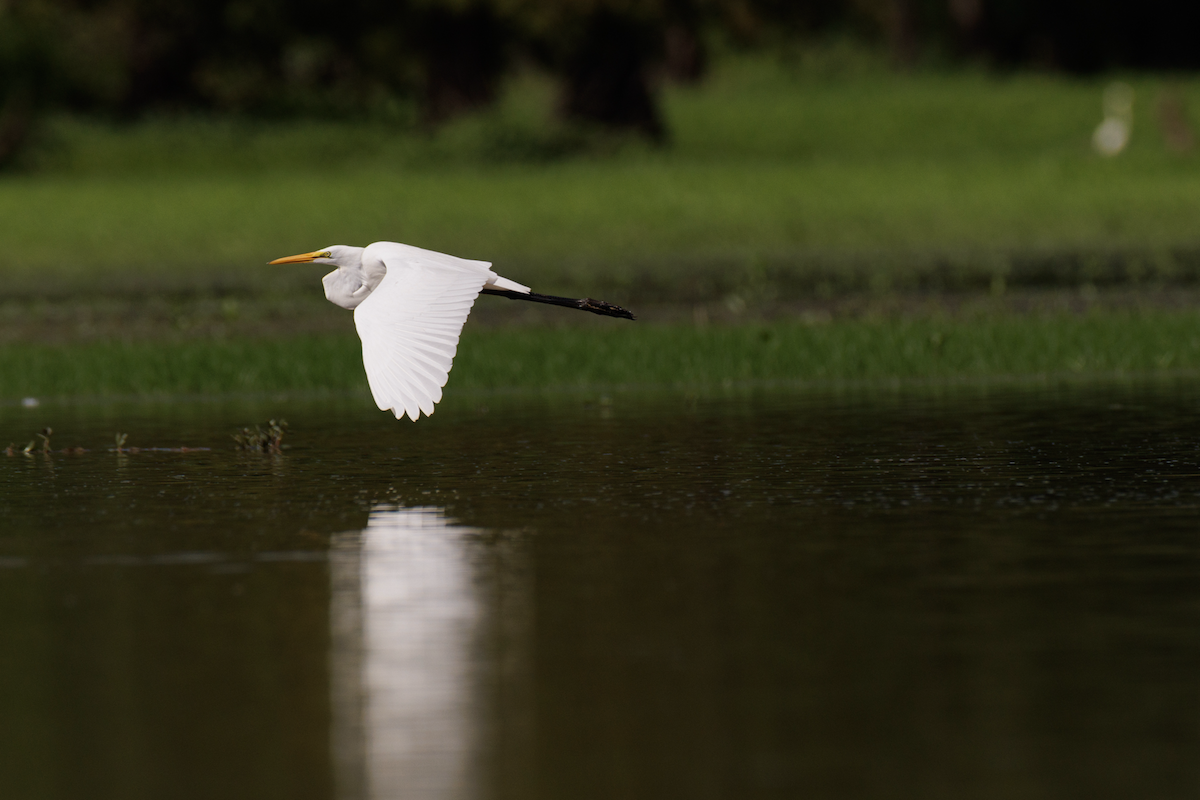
[330,505,482,800]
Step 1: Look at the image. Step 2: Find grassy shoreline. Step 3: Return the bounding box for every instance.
[5,64,1200,301]
[6,61,1200,404]
[4,310,1200,401]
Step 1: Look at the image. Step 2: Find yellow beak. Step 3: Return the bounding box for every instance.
[268,250,325,265]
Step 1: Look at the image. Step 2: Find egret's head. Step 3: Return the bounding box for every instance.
[269,245,362,268]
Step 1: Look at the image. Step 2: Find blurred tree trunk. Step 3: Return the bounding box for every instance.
[0,88,34,169]
[558,10,666,142]
[663,23,707,84]
[418,4,507,127]
[0,2,58,171]
[884,0,919,66]
[947,0,983,52]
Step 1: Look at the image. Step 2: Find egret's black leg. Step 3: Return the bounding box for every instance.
[481,289,635,320]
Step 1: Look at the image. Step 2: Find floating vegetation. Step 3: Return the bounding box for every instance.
[109,431,207,453]
[4,428,207,457]
[232,419,288,454]
[5,427,87,456]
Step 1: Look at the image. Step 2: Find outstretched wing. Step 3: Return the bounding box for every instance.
[353,245,493,421]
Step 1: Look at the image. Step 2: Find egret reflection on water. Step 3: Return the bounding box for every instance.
[270,241,635,423]
[330,505,519,800]
[5,391,1200,799]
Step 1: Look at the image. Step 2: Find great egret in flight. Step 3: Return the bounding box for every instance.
[270,241,634,422]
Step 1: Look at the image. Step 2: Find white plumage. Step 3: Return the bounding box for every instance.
[271,241,528,422]
[354,243,521,422]
[270,240,630,422]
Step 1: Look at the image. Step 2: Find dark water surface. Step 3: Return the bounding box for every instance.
[3,385,1200,800]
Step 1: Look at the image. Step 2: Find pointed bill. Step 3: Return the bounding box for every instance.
[269,249,328,265]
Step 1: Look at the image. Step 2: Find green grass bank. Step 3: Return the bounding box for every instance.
[6,56,1200,402]
[4,311,1200,402]
[5,59,1200,301]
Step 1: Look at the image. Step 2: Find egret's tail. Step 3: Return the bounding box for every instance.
[485,275,532,294]
[481,289,635,320]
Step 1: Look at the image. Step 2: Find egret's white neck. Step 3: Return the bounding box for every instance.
[325,245,366,271]
[320,246,381,311]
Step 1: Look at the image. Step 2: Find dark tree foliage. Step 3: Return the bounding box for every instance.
[553,9,668,141]
[961,0,1200,72]
[0,1,76,166]
[3,0,424,118]
[416,4,510,126]
[0,0,848,138]
[511,0,851,140]
[3,0,1200,169]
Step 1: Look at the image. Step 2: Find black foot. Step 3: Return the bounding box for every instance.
[578,298,636,320]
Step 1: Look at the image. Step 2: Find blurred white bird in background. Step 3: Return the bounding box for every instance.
[270,241,634,422]
[1093,81,1134,157]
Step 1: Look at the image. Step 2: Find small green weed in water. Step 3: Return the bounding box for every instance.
[233,419,288,454]
[2,428,208,457]
[4,427,87,456]
[107,432,203,453]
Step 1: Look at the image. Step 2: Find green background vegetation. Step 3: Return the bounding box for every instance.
[7,62,1200,296]
[5,55,1200,401]
[6,311,1200,402]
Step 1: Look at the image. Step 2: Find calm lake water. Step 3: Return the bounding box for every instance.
[3,384,1200,800]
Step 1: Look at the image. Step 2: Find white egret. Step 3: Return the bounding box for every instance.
[269,241,634,422]
[1093,81,1134,157]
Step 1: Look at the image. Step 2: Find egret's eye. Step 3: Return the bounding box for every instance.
[319,251,332,258]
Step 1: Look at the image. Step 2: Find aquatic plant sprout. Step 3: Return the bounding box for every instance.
[233,419,288,453]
